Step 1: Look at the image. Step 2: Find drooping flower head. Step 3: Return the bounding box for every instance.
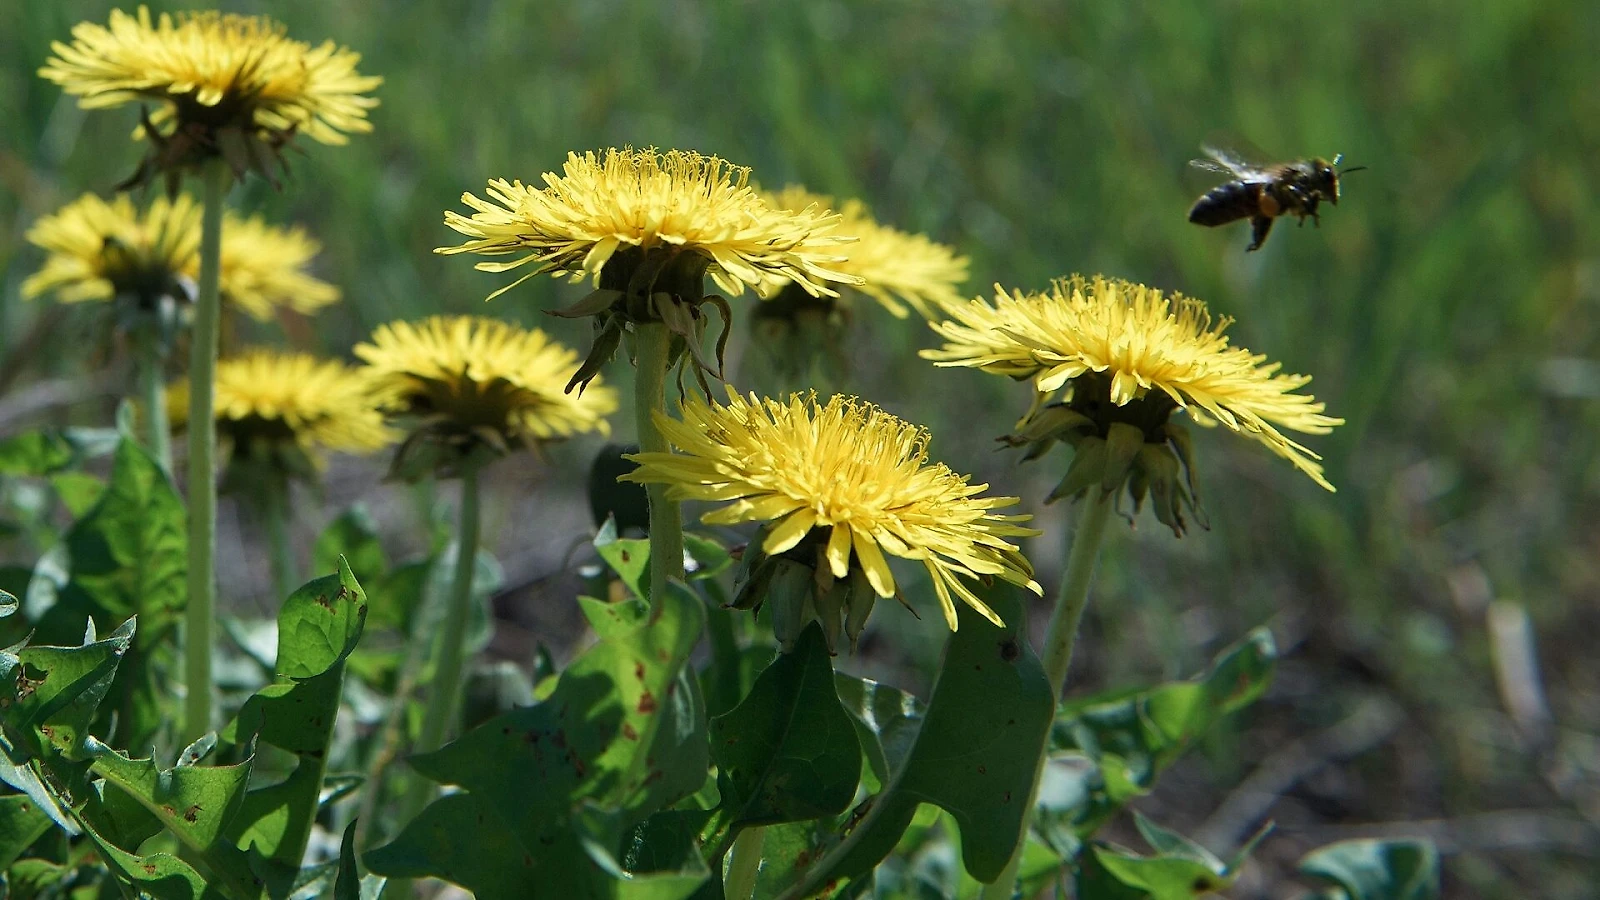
[23,192,199,311]
[169,349,392,487]
[39,6,381,190]
[355,316,617,478]
[763,186,969,319]
[624,390,1041,643]
[923,275,1343,534]
[22,193,338,325]
[437,148,861,392]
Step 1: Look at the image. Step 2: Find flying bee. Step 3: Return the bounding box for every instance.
[1187,144,1365,251]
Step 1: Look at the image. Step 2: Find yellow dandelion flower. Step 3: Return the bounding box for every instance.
[355,316,617,458]
[169,350,392,468]
[763,186,969,318]
[39,6,380,187]
[923,274,1343,493]
[624,390,1041,631]
[437,148,859,301]
[215,212,339,321]
[22,193,338,323]
[22,192,199,306]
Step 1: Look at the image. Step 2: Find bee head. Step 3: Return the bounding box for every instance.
[1325,153,1368,205]
[1311,157,1342,203]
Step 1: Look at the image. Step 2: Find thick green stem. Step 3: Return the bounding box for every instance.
[634,323,684,601]
[980,490,1115,900]
[263,479,295,602]
[182,158,227,743]
[1040,491,1115,694]
[724,826,766,900]
[134,324,171,477]
[399,466,484,818]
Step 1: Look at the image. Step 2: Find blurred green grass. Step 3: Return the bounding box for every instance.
[3,1,1599,896]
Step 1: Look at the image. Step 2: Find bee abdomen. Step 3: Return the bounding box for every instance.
[1188,181,1260,227]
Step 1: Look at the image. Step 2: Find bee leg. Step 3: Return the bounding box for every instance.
[1246,215,1274,252]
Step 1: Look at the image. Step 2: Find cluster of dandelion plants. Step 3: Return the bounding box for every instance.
[0,7,1404,900]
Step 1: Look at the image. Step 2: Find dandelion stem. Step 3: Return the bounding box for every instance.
[634,322,684,601]
[400,464,484,819]
[724,826,766,900]
[980,490,1115,900]
[133,321,171,477]
[182,158,227,743]
[1041,490,1114,694]
[263,478,295,601]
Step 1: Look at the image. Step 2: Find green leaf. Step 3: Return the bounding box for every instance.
[708,625,860,828]
[1087,815,1257,900]
[595,527,652,600]
[1299,839,1441,900]
[371,583,707,891]
[314,506,390,590]
[77,817,228,900]
[62,437,186,748]
[1042,628,1277,845]
[833,673,925,793]
[783,583,1055,895]
[0,589,15,619]
[63,438,185,628]
[10,617,136,758]
[0,793,53,868]
[0,431,75,476]
[50,472,105,519]
[84,739,263,899]
[222,561,368,870]
[271,562,368,680]
[333,819,380,900]
[682,533,733,581]
[366,793,585,900]
[87,742,251,852]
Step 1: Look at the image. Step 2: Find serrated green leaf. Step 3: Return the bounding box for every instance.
[11,617,135,758]
[222,562,367,869]
[83,739,263,899]
[373,583,707,893]
[62,437,186,748]
[709,625,860,828]
[782,584,1055,895]
[1299,839,1441,900]
[63,439,184,627]
[87,743,251,851]
[78,817,228,900]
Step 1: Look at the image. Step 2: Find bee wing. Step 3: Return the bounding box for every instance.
[1195,142,1275,181]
